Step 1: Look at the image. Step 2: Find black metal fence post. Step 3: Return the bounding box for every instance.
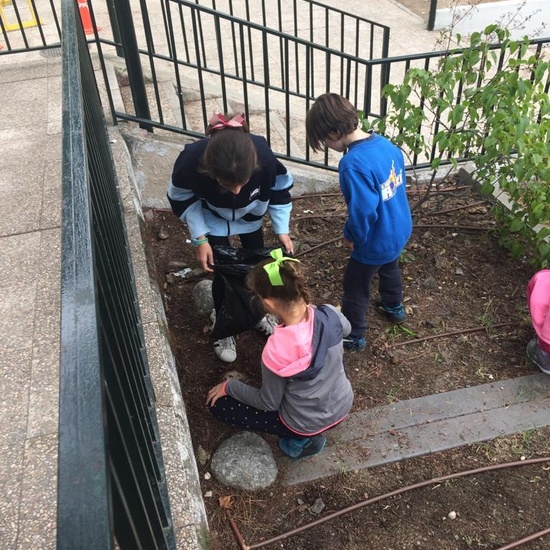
[428,0,438,31]
[110,0,153,130]
[106,0,124,57]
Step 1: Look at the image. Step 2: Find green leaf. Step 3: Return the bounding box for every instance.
[508,217,524,232]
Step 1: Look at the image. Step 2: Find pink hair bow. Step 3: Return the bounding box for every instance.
[208,113,246,130]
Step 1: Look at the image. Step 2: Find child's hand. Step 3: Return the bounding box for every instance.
[277,234,294,255]
[344,238,354,251]
[195,242,214,272]
[206,382,227,407]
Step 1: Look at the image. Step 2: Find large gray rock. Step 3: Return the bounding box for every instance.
[210,432,278,491]
[192,279,214,316]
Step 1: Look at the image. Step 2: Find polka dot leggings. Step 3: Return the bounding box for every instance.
[209,395,305,439]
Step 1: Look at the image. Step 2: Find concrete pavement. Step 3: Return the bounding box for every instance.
[0,57,61,550]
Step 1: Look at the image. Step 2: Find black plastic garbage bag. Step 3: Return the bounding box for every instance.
[211,246,280,340]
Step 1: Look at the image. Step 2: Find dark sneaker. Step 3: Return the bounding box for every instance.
[375,298,407,323]
[526,338,550,375]
[343,336,366,352]
[279,435,327,459]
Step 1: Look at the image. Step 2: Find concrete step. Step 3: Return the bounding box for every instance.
[282,373,550,485]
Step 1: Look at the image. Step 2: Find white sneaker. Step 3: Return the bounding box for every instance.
[214,336,237,363]
[254,314,278,337]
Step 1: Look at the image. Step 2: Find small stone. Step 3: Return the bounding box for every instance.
[448,511,457,520]
[205,491,213,498]
[196,445,210,466]
[310,498,325,515]
[168,260,187,269]
[204,472,211,480]
[158,228,169,240]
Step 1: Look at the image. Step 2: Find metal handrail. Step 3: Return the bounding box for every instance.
[57,0,175,548]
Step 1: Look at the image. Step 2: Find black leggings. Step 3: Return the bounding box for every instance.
[209,395,307,439]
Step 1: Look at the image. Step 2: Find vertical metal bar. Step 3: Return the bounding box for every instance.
[159,0,173,59]
[344,57,351,101]
[308,1,313,43]
[238,23,251,131]
[262,30,271,146]
[278,1,285,88]
[428,0,438,31]
[354,18,360,106]
[293,0,300,94]
[284,37,291,156]
[261,0,267,27]
[245,0,255,81]
[111,0,152,131]
[339,13,344,97]
[214,15,229,115]
[227,0,240,77]
[363,62,372,118]
[11,1,30,48]
[28,0,46,45]
[48,0,62,38]
[195,1,208,71]
[325,50,331,93]
[190,7,208,131]
[106,0,124,57]
[324,6,329,49]
[138,0,165,125]
[0,13,12,50]
[164,0,187,130]
[305,43,311,162]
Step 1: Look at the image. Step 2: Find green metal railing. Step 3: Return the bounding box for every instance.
[57,0,175,548]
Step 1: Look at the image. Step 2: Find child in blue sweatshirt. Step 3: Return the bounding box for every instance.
[306,93,412,351]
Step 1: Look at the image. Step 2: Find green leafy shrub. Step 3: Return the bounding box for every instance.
[360,25,550,267]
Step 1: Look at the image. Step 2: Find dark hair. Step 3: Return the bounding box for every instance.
[305,93,359,152]
[201,130,258,186]
[246,255,311,306]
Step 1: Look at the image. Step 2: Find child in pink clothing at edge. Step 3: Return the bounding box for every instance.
[206,249,354,459]
[526,269,550,374]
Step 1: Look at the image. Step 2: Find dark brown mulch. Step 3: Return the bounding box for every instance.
[144,179,550,550]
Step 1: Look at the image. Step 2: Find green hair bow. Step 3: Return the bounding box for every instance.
[263,248,300,286]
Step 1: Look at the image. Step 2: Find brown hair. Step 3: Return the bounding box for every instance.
[201,114,257,187]
[305,93,359,152]
[246,255,311,307]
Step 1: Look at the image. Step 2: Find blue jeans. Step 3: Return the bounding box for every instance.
[342,257,403,339]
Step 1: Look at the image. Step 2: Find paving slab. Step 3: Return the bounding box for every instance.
[282,374,550,485]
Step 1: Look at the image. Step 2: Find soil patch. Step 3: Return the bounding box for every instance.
[143,179,550,549]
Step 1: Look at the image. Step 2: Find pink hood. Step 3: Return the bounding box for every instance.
[261,306,315,377]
